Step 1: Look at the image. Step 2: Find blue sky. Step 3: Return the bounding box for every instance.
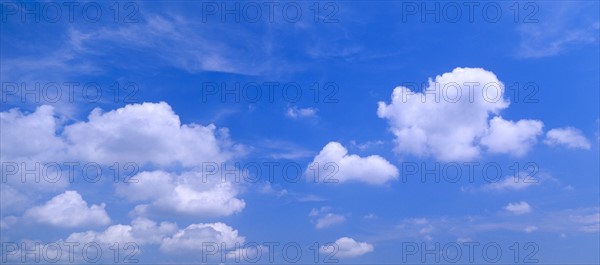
[1,1,599,264]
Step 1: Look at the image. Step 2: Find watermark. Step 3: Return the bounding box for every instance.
[400,1,539,23]
[397,81,539,104]
[0,161,340,184]
[1,81,139,104]
[400,241,539,263]
[203,241,340,263]
[200,1,339,23]
[1,161,540,185]
[1,162,139,184]
[400,161,539,184]
[0,1,140,23]
[202,161,339,184]
[1,241,139,263]
[201,81,339,103]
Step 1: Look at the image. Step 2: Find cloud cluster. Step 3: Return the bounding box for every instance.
[2,102,246,220]
[378,68,593,161]
[62,219,244,260]
[4,217,246,263]
[377,67,548,161]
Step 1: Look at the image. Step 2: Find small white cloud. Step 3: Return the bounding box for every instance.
[321,237,373,258]
[160,222,244,253]
[309,207,346,229]
[505,201,532,215]
[309,142,398,185]
[258,182,288,197]
[524,225,538,233]
[364,213,377,219]
[25,190,110,228]
[483,173,541,192]
[316,213,346,229]
[395,218,436,240]
[544,127,591,150]
[286,106,317,118]
[569,212,600,233]
[349,140,384,151]
[296,194,326,202]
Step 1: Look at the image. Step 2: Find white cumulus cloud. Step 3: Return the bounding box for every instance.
[0,105,66,161]
[377,67,545,161]
[544,127,591,149]
[481,116,543,156]
[160,222,245,253]
[286,106,317,118]
[309,207,346,229]
[505,201,532,215]
[64,102,239,167]
[66,217,178,246]
[321,237,373,258]
[1,102,241,167]
[24,190,110,228]
[309,142,398,185]
[117,170,245,217]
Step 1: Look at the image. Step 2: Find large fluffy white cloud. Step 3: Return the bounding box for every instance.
[64,102,239,167]
[321,237,373,258]
[377,67,544,161]
[309,142,398,185]
[24,190,110,228]
[0,102,241,167]
[544,127,591,149]
[117,170,245,217]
